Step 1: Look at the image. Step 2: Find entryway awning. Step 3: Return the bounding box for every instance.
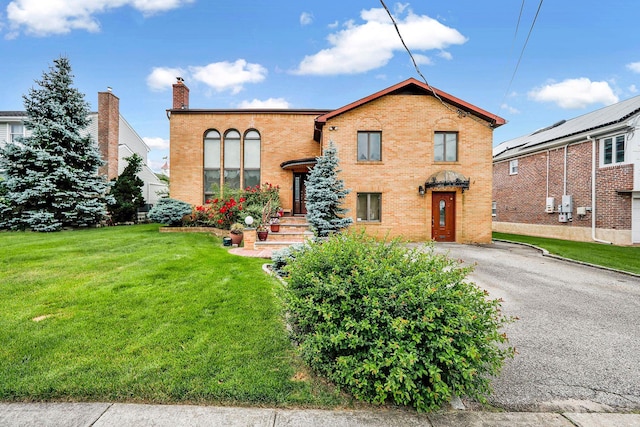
[280,157,317,170]
[424,170,470,192]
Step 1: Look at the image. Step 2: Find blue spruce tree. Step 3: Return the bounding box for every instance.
[305,141,353,238]
[0,57,112,231]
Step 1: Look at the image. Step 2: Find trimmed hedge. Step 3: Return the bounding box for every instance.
[282,232,514,411]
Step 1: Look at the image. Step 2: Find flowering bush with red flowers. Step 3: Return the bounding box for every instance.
[182,183,279,230]
[185,196,246,230]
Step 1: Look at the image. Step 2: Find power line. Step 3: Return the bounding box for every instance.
[378,0,450,110]
[500,0,544,111]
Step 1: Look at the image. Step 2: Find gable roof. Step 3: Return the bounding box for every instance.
[315,77,506,128]
[493,95,640,160]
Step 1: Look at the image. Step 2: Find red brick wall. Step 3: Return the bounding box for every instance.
[493,140,633,231]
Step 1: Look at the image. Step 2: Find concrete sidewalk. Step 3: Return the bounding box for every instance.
[2,403,640,427]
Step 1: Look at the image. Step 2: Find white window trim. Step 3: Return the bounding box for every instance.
[509,159,518,175]
[599,134,627,167]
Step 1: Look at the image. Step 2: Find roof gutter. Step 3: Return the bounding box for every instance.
[588,135,612,244]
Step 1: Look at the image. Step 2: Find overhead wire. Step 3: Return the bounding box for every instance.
[378,0,452,113]
[498,0,544,113]
[379,0,499,127]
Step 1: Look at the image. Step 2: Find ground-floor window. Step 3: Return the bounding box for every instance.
[357,193,381,221]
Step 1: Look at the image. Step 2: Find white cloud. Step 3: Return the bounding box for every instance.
[293,5,467,75]
[189,60,267,94]
[147,60,267,94]
[146,67,185,92]
[143,136,170,150]
[438,50,453,60]
[328,20,339,29]
[300,12,313,26]
[626,62,640,73]
[5,0,194,37]
[412,54,432,66]
[500,103,520,114]
[629,84,638,94]
[237,98,291,109]
[528,78,619,109]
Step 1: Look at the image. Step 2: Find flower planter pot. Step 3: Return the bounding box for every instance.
[230,233,243,246]
[270,223,280,232]
[257,230,269,241]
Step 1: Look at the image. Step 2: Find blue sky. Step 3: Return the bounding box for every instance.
[1,0,640,172]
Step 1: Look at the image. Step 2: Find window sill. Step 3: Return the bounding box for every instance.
[356,161,384,165]
[433,161,460,165]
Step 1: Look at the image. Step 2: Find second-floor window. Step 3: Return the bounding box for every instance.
[10,123,24,143]
[602,135,625,166]
[509,159,518,175]
[357,131,381,161]
[434,132,458,162]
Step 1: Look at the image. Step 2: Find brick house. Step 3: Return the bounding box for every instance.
[493,95,640,245]
[168,78,505,243]
[0,89,167,206]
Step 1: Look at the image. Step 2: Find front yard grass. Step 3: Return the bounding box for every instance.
[493,232,640,274]
[0,224,343,406]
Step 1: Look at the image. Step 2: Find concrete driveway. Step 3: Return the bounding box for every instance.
[426,241,640,412]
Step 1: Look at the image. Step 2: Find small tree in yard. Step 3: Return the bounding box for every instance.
[108,153,145,223]
[0,57,111,231]
[305,141,352,238]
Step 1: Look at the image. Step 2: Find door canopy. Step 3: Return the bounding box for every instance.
[424,170,470,192]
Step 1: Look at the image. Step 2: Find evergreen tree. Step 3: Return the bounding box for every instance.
[305,141,353,238]
[108,153,145,223]
[0,57,111,231]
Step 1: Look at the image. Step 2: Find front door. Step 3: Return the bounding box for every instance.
[432,192,456,242]
[293,172,308,215]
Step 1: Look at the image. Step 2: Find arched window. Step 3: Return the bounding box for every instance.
[204,129,220,200]
[244,130,261,189]
[224,129,241,189]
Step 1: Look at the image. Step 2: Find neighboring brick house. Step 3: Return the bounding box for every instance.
[493,95,640,245]
[168,77,505,243]
[0,89,167,206]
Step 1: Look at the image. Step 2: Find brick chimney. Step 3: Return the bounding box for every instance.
[172,77,190,110]
[98,87,119,180]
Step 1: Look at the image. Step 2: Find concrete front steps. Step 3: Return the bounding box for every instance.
[249,216,312,252]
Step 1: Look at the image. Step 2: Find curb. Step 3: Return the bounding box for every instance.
[492,239,640,278]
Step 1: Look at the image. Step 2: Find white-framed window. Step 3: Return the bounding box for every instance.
[357,131,381,161]
[601,134,626,166]
[434,131,458,162]
[10,123,24,143]
[243,130,261,189]
[492,201,497,217]
[509,159,518,175]
[204,129,221,200]
[356,193,381,221]
[223,129,241,189]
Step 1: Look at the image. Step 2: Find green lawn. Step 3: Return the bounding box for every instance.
[0,224,344,406]
[493,232,640,274]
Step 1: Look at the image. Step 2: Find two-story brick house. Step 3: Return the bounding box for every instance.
[493,95,640,245]
[168,78,505,243]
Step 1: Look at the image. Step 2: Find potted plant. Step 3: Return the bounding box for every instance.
[257,200,272,241]
[269,216,280,232]
[229,222,244,246]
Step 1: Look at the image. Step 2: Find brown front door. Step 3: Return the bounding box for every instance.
[432,192,456,242]
[293,172,308,215]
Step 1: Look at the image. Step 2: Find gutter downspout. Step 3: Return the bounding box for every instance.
[588,135,612,244]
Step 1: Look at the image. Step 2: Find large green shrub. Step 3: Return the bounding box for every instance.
[148,198,192,226]
[283,232,514,412]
